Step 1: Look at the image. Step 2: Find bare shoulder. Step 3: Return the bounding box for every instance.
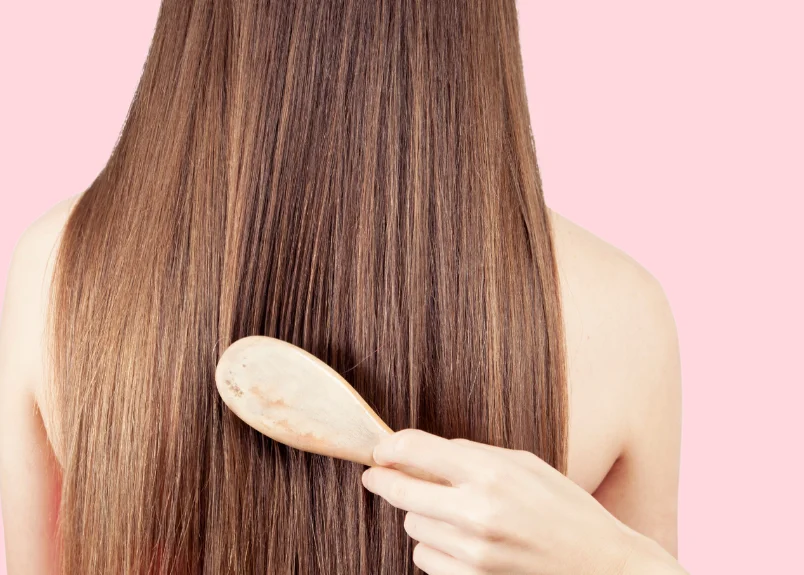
[548,208,681,485]
[0,193,81,573]
[0,193,83,397]
[548,207,679,374]
[548,206,680,444]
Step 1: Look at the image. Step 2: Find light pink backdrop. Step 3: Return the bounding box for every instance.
[1,2,801,573]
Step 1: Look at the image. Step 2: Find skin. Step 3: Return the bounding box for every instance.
[0,194,683,574]
[363,431,686,574]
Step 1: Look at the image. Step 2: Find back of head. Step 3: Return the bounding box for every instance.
[47,0,567,572]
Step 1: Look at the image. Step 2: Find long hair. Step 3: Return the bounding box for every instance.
[46,0,567,572]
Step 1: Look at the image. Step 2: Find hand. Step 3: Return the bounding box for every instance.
[361,429,635,575]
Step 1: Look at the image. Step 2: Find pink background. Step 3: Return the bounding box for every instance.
[1,1,802,573]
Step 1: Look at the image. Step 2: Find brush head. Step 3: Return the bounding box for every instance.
[215,335,393,466]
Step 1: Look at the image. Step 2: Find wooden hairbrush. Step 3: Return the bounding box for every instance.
[215,335,444,483]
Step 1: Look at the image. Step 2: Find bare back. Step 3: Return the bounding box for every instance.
[0,194,681,573]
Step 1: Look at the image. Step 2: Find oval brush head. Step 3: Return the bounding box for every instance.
[215,335,393,466]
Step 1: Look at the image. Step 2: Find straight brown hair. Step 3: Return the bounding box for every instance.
[46,0,567,572]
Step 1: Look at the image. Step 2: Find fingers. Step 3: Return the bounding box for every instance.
[405,512,472,556]
[412,543,483,575]
[362,467,465,526]
[373,429,488,485]
[404,512,527,573]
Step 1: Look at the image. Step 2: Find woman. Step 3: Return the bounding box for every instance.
[0,1,687,573]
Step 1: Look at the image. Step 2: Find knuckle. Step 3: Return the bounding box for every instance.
[476,466,508,488]
[465,499,505,539]
[478,468,500,486]
[393,428,423,453]
[387,479,409,505]
[464,540,500,570]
